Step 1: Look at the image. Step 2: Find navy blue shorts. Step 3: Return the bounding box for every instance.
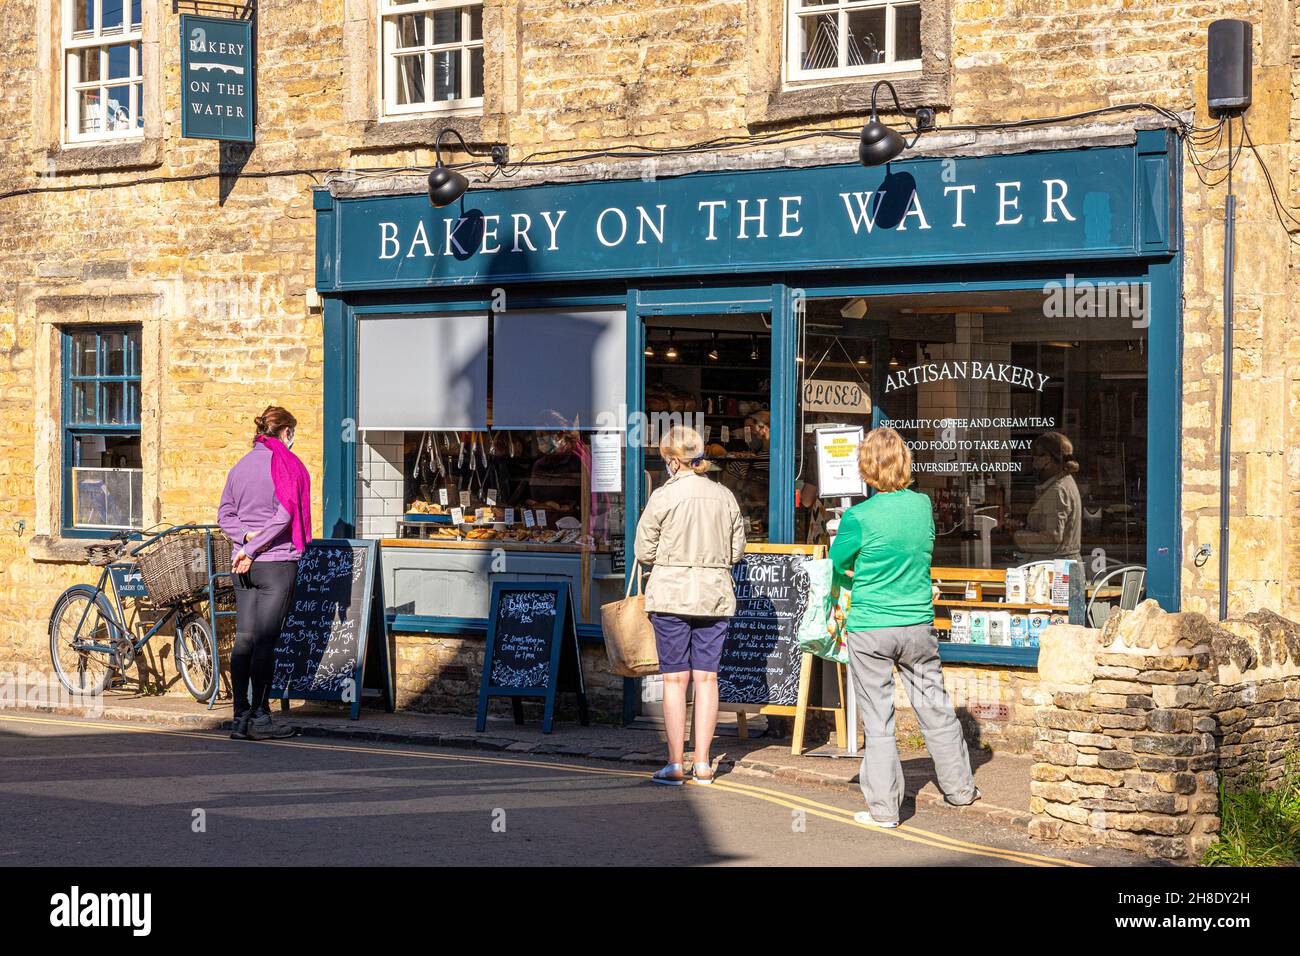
[649,614,730,674]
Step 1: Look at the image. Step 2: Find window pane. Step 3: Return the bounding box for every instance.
[468,5,483,41]
[74,434,141,468]
[433,50,461,101]
[801,14,839,71]
[129,380,141,421]
[103,331,127,375]
[71,332,98,376]
[433,7,463,44]
[105,86,131,129]
[102,0,124,31]
[469,46,483,98]
[72,466,142,529]
[131,0,142,27]
[101,381,126,424]
[78,88,104,134]
[73,0,93,35]
[394,54,426,105]
[125,328,141,373]
[846,8,887,66]
[71,381,97,423]
[107,43,131,80]
[394,13,425,48]
[77,48,101,83]
[135,82,144,128]
[895,3,922,61]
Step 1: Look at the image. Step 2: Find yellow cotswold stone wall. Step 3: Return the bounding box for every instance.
[1,1,1297,702]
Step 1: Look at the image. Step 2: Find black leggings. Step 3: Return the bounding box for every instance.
[231,560,297,718]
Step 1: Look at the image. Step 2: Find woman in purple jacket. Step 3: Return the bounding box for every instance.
[217,406,313,741]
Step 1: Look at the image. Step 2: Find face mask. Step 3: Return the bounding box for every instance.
[285,432,295,450]
[747,433,764,451]
[665,459,676,477]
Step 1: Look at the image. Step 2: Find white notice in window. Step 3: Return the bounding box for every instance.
[591,432,622,493]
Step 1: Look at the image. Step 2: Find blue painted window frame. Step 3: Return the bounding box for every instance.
[327,255,1181,673]
[61,325,143,538]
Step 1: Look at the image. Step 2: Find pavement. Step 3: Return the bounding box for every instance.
[0,710,1152,867]
[3,684,1036,828]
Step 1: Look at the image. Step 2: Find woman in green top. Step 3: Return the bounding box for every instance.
[830,427,978,828]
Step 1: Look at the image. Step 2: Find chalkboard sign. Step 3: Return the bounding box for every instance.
[719,551,814,707]
[270,538,394,720]
[477,581,588,733]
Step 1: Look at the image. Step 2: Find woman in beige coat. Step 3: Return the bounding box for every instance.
[635,425,747,785]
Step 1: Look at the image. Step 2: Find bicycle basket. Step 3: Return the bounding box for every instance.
[134,529,234,606]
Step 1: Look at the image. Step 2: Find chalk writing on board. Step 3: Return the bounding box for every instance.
[488,588,557,690]
[718,553,811,706]
[271,543,368,697]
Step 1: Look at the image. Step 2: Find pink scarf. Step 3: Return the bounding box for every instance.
[254,434,313,551]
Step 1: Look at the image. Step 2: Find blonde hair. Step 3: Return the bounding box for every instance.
[660,425,710,476]
[859,427,912,492]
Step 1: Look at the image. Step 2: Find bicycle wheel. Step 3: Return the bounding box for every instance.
[48,586,119,696]
[175,613,218,703]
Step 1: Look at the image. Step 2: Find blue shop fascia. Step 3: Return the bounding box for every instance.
[312,125,1182,694]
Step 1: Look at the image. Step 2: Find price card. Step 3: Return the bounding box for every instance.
[438,488,449,506]
[744,425,752,444]
[485,488,498,506]
[504,508,516,526]
[523,510,536,528]
[703,424,712,442]
[478,508,493,523]
[536,509,548,527]
[720,425,730,443]
[450,507,465,525]
[459,490,471,510]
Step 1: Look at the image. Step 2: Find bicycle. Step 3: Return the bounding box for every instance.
[48,524,235,705]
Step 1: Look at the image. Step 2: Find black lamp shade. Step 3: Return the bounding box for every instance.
[427,166,469,207]
[858,120,905,167]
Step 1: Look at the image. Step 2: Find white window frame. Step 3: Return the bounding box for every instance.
[62,0,144,144]
[378,0,485,119]
[785,0,922,84]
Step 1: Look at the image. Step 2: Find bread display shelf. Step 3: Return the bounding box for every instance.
[381,537,610,554]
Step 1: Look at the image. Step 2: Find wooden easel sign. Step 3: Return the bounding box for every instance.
[476,581,589,734]
[270,538,395,720]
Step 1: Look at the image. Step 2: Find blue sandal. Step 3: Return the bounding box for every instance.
[651,763,685,786]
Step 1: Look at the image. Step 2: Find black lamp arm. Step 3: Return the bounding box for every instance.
[433,127,509,168]
[868,80,935,148]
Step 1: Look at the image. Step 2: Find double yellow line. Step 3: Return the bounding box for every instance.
[0,712,1084,867]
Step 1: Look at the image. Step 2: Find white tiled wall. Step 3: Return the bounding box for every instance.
[356,430,404,539]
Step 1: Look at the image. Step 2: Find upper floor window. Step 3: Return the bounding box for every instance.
[786,0,922,83]
[63,0,144,143]
[64,327,143,533]
[379,0,484,118]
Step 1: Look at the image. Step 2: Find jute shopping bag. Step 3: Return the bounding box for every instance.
[599,565,660,677]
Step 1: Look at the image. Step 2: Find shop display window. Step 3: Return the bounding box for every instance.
[792,291,1148,638]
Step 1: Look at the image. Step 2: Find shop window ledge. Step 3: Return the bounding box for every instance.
[937,643,1039,668]
[387,612,605,645]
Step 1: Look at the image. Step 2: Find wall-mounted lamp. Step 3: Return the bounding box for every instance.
[427,128,510,207]
[858,80,936,167]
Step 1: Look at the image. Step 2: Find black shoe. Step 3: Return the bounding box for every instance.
[248,713,296,740]
[230,713,252,740]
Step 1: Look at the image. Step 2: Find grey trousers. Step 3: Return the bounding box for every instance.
[845,623,977,823]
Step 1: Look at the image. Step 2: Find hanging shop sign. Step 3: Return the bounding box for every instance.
[803,378,872,416]
[316,132,1178,291]
[180,14,255,143]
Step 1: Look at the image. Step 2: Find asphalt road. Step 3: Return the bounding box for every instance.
[0,713,1146,867]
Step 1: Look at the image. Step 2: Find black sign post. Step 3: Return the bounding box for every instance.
[270,538,394,720]
[477,581,588,734]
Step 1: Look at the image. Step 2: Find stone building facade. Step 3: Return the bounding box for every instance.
[2,1,1299,728]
